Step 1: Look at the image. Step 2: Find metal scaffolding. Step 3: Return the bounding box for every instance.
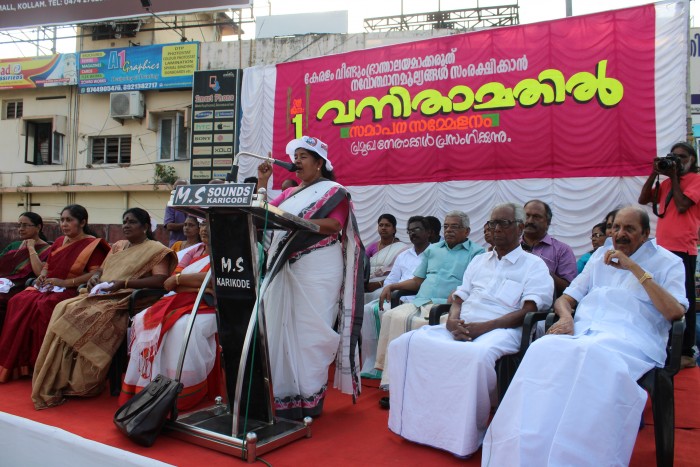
[0,8,254,57]
[364,4,520,32]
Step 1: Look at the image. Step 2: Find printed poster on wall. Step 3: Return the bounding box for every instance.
[78,42,198,94]
[0,54,77,90]
[272,5,659,187]
[190,69,241,183]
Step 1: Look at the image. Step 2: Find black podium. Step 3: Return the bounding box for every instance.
[165,183,318,461]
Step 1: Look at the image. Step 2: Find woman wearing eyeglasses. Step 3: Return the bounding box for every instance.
[0,213,52,331]
[576,223,607,273]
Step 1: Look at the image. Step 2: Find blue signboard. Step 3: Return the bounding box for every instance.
[78,42,199,94]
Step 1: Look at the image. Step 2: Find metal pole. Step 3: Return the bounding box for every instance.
[566,0,573,17]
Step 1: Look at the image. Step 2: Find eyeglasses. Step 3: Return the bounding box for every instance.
[486,219,517,229]
[406,227,424,234]
[17,223,37,229]
[591,233,606,239]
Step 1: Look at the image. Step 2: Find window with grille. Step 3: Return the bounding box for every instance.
[3,100,23,119]
[90,135,132,165]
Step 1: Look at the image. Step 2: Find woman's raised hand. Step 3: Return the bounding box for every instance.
[257,160,273,180]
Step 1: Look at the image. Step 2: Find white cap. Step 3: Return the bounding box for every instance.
[285,136,333,172]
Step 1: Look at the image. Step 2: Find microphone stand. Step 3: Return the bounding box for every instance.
[227,151,297,182]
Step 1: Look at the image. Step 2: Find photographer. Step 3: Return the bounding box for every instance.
[639,141,700,368]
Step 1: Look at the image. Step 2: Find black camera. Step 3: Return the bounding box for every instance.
[656,153,682,171]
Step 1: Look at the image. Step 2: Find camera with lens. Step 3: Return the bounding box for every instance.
[656,153,682,171]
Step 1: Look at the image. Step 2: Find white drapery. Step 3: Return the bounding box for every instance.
[236,1,687,257]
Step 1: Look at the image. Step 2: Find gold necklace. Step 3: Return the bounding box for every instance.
[127,237,147,249]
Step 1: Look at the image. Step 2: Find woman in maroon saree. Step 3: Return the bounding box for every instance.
[0,205,110,383]
[0,212,51,330]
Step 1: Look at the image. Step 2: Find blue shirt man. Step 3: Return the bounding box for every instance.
[374,211,484,388]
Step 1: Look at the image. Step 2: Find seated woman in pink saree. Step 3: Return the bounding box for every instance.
[119,219,219,411]
[0,205,110,383]
[0,212,52,330]
[32,208,176,409]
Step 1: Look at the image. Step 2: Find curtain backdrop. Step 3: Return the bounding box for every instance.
[237,1,687,256]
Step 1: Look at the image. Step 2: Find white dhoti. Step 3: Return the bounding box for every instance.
[388,325,520,457]
[374,302,438,387]
[482,331,655,467]
[360,299,384,378]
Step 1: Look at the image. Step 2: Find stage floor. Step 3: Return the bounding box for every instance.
[1,369,699,466]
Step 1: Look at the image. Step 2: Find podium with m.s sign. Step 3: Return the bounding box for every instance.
[166,183,318,461]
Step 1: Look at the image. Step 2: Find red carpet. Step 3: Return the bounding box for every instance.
[1,369,700,466]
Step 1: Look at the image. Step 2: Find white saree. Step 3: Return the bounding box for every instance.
[262,180,364,419]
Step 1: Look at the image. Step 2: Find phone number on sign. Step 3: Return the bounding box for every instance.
[80,82,159,93]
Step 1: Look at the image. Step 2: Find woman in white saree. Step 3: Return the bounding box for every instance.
[170,215,202,261]
[119,220,217,411]
[364,214,408,302]
[257,136,364,419]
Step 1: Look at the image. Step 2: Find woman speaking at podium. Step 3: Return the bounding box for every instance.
[257,136,364,419]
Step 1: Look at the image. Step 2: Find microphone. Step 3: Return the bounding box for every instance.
[231,152,297,181]
[272,159,298,172]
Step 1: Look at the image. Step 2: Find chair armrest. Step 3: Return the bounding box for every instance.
[390,289,415,309]
[544,311,557,332]
[518,310,550,355]
[428,304,451,325]
[664,317,686,377]
[128,288,168,317]
[544,309,578,333]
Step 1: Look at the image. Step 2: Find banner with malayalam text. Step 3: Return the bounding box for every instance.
[272,4,660,187]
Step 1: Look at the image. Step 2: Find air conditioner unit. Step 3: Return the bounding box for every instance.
[110,91,145,119]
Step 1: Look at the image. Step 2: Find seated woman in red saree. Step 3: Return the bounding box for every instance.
[31,208,176,409]
[0,205,110,383]
[119,219,219,411]
[0,212,52,330]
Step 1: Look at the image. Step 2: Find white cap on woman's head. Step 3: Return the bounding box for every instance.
[285,136,333,171]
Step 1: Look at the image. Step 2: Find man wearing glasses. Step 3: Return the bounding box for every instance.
[483,206,686,466]
[373,211,484,400]
[386,203,553,458]
[360,216,432,380]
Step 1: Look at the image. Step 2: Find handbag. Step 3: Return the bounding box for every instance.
[113,374,183,447]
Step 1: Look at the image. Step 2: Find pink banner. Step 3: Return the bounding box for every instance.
[273,5,656,187]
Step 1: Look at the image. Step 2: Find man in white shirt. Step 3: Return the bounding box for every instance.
[360,216,431,379]
[387,203,554,458]
[482,206,687,466]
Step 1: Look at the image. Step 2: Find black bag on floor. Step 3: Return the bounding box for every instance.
[113,374,183,447]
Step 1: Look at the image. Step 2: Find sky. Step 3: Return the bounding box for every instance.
[0,0,698,58]
[260,0,699,30]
